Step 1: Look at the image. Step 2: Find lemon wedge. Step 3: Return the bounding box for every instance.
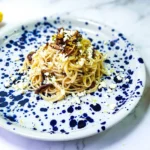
[0,12,3,22]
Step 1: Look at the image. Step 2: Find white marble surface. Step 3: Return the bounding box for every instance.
[0,0,150,149]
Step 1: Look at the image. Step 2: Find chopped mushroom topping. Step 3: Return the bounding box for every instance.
[35,84,53,94]
[50,43,64,50]
[41,71,45,84]
[27,52,35,62]
[87,81,96,90]
[49,28,83,56]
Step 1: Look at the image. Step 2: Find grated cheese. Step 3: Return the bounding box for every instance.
[110,68,114,73]
[74,97,80,104]
[51,76,56,83]
[61,89,65,95]
[48,62,53,66]
[63,35,69,41]
[64,30,75,37]
[125,78,129,82]
[71,93,80,104]
[109,104,116,110]
[99,81,106,89]
[119,68,124,72]
[15,58,20,61]
[42,66,47,70]
[60,29,64,34]
[77,42,82,47]
[87,46,93,59]
[63,30,76,42]
[78,58,85,66]
[4,81,10,88]
[59,53,68,62]
[103,54,108,60]
[109,84,117,89]
[44,72,49,76]
[17,82,28,90]
[77,91,86,97]
[11,76,16,81]
[107,89,112,93]
[117,75,122,81]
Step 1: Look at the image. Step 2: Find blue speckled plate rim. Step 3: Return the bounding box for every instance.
[0,15,146,141]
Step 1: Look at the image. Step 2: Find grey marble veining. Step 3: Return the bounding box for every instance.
[0,0,150,149]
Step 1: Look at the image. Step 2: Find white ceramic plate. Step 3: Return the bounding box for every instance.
[0,15,145,141]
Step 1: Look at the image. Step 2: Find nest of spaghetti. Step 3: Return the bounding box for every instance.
[20,28,106,102]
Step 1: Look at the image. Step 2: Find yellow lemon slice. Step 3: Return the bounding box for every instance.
[0,12,3,22]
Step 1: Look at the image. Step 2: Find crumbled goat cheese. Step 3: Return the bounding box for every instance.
[125,78,129,82]
[20,90,25,94]
[15,58,20,61]
[104,41,108,45]
[61,89,65,95]
[63,34,69,42]
[78,58,85,66]
[77,91,86,97]
[28,69,34,75]
[63,30,75,42]
[48,62,53,66]
[87,46,93,59]
[12,84,18,89]
[119,68,124,72]
[4,81,10,88]
[99,81,106,88]
[109,104,116,110]
[103,54,108,60]
[110,68,114,73]
[49,37,54,43]
[71,93,80,104]
[40,51,46,57]
[78,42,82,47]
[74,97,80,104]
[17,82,28,89]
[106,69,111,75]
[107,89,112,93]
[117,75,122,81]
[44,77,52,84]
[60,29,64,34]
[109,84,117,89]
[11,76,16,81]
[44,72,49,76]
[51,76,56,83]
[64,30,75,36]
[42,66,47,70]
[72,93,76,97]
[59,54,68,62]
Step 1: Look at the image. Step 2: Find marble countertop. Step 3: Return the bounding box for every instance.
[0,0,150,149]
